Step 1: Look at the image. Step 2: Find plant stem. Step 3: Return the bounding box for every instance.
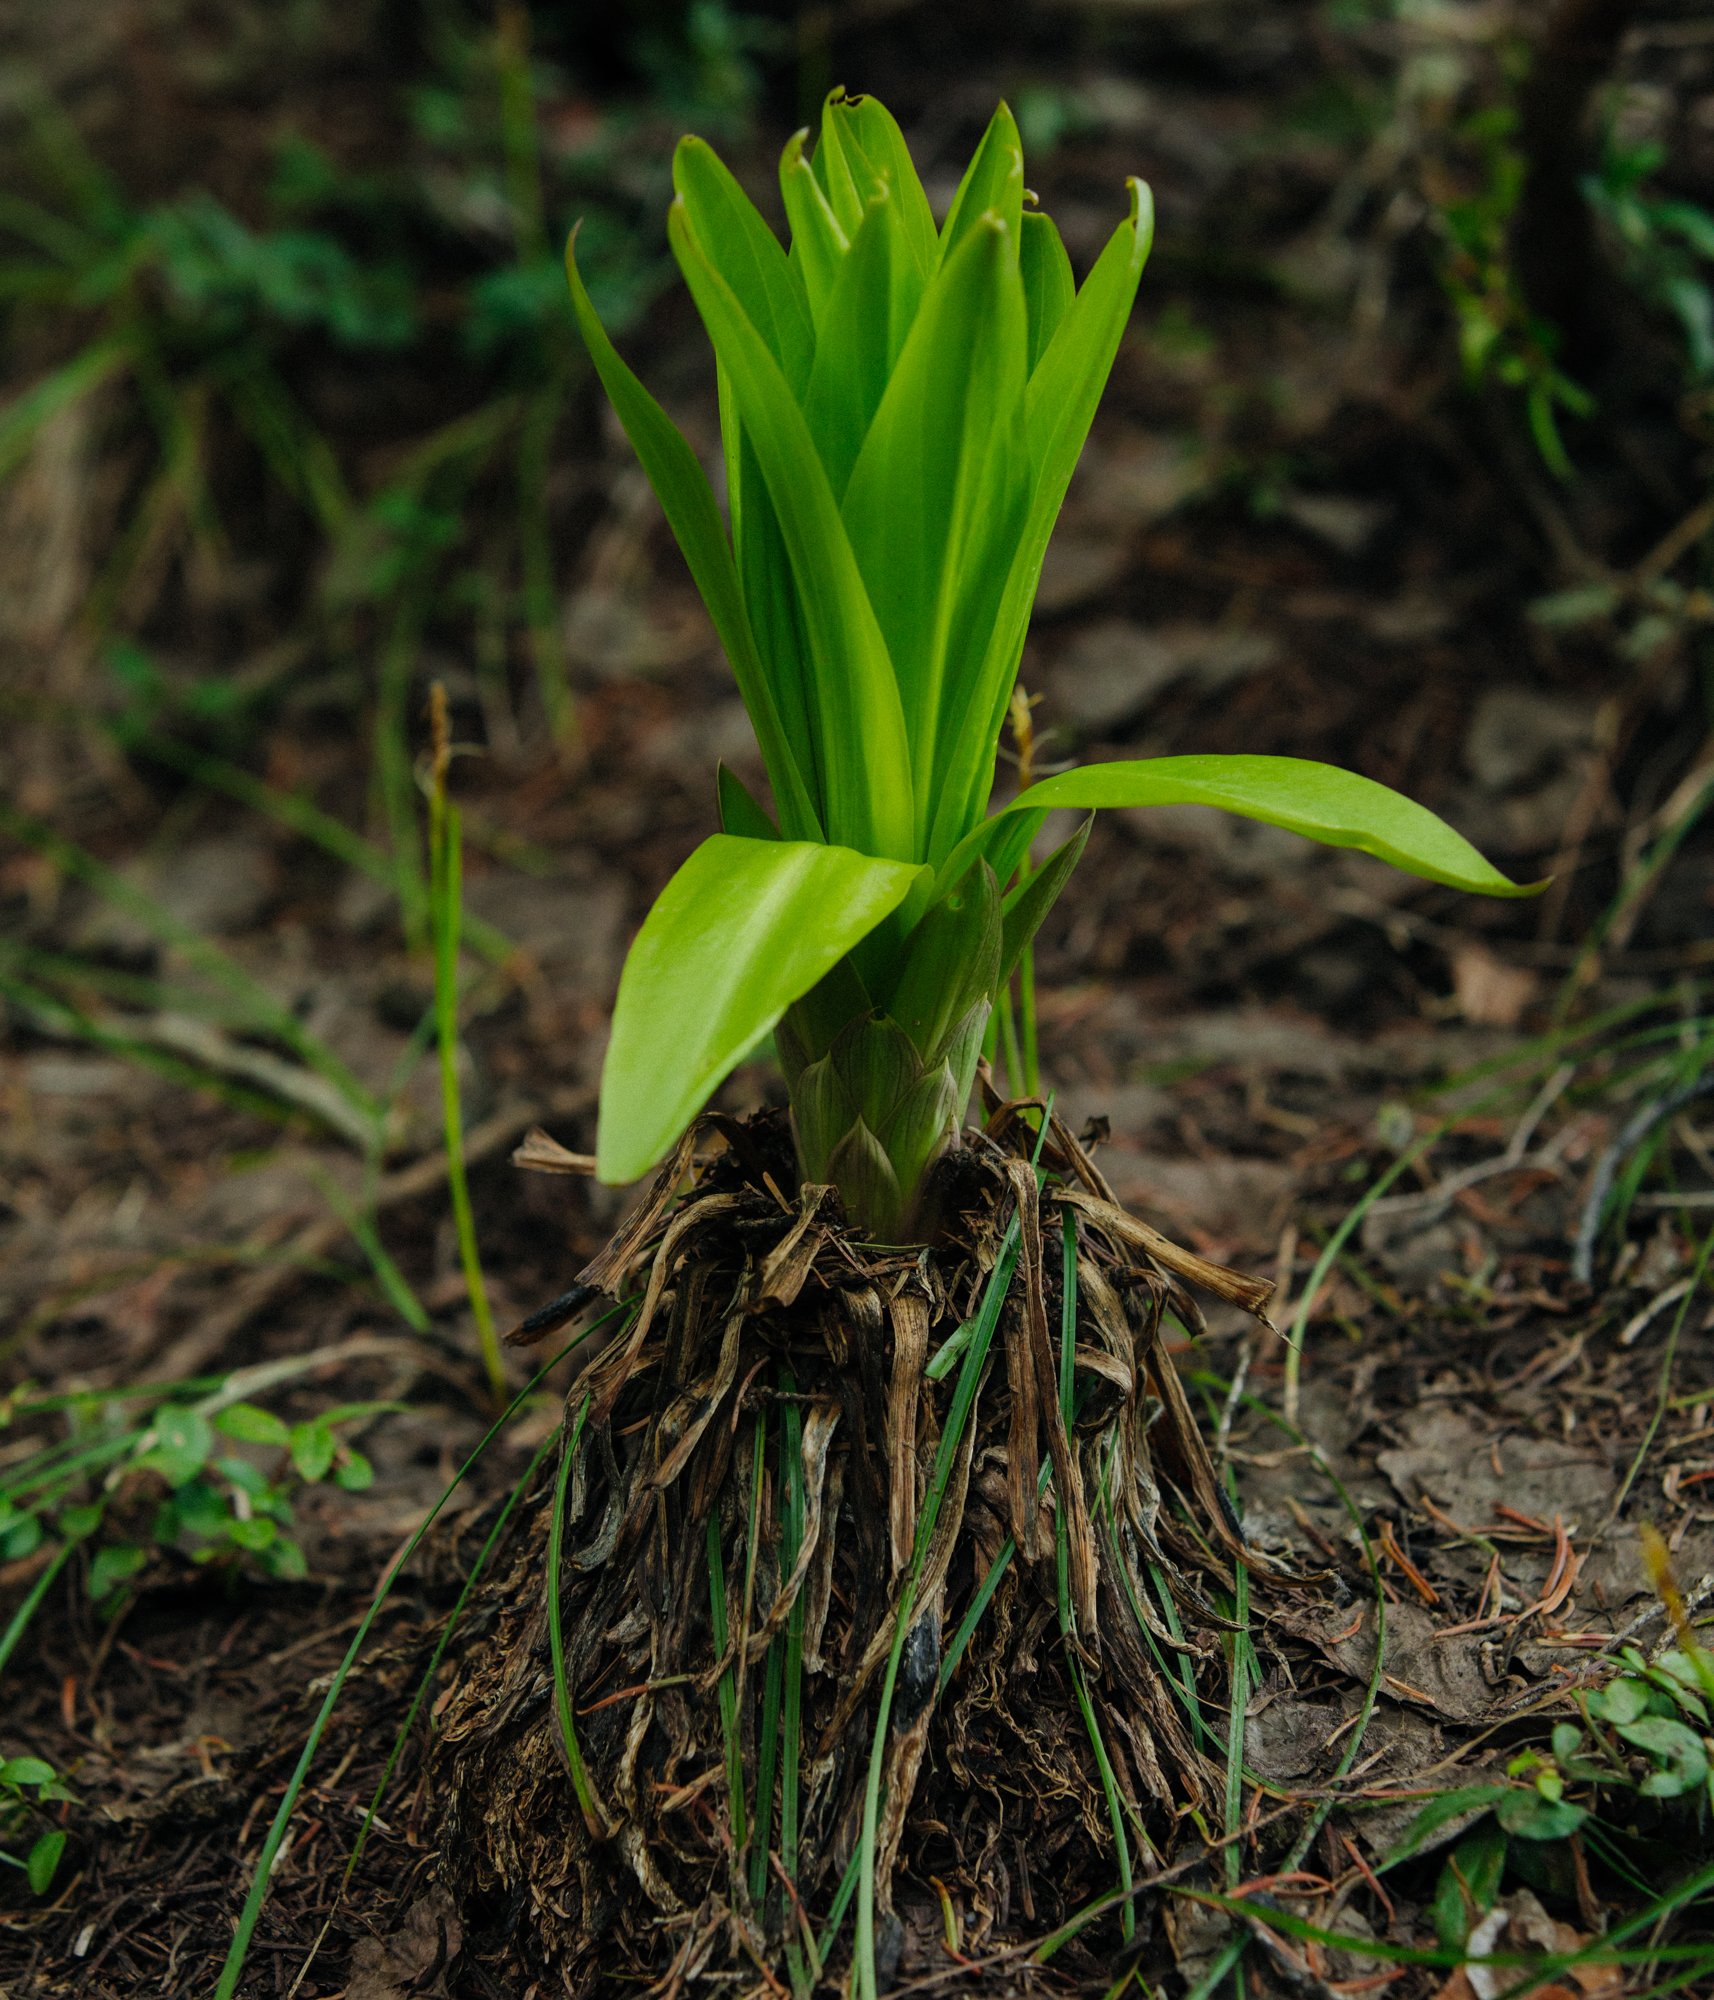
[428,690,505,1404]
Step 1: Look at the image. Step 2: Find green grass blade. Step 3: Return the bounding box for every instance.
[0,1540,76,1686]
[1054,1213,1135,1941]
[707,1506,749,1852]
[214,1316,626,2000]
[747,1412,779,1909]
[346,1421,561,1878]
[430,788,504,1402]
[779,1375,807,1965]
[854,1109,1053,2000]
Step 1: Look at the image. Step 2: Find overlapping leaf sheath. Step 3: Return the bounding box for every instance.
[778,864,1001,1238]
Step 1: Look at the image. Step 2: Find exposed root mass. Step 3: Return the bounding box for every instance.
[428,1096,1281,1992]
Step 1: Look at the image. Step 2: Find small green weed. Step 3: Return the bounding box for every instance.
[0,1753,71,1898]
[1429,101,1593,479]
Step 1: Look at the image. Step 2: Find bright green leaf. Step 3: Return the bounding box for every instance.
[1005,755,1536,897]
[936,102,1024,269]
[830,93,936,275]
[779,128,847,323]
[289,1420,335,1484]
[1494,1788,1587,1840]
[334,1449,374,1492]
[717,764,779,841]
[672,138,813,394]
[215,1402,290,1448]
[598,835,924,1183]
[27,1828,65,1896]
[1620,1715,1709,1798]
[145,1405,213,1488]
[1019,209,1075,373]
[928,181,1154,858]
[564,228,821,843]
[669,199,917,860]
[841,214,1026,832]
[1,1757,55,1789]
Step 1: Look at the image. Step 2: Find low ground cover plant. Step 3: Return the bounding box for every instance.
[568,88,1530,1242]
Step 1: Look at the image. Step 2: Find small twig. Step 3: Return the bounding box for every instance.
[1367,1062,1575,1226]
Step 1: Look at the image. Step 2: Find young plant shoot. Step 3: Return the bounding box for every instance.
[568,91,1532,1241]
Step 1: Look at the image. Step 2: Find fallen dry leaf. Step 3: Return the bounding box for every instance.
[1451,942,1537,1029]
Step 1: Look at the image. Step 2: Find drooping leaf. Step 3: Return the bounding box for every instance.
[1005,755,1536,896]
[598,836,924,1183]
[669,201,917,861]
[564,229,821,842]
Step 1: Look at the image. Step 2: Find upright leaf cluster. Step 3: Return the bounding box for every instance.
[569,93,1532,1237]
[569,93,1151,872]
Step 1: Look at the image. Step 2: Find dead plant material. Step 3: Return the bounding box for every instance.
[424,1106,1281,1993]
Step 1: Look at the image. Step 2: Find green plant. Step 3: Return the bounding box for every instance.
[1586,132,1714,382]
[568,89,1534,1241]
[0,1361,400,1672]
[0,1753,70,1897]
[1430,101,1594,479]
[1386,1636,1714,1960]
[425,685,505,1403]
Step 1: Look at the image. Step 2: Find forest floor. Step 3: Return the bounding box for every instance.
[2,3,1713,1995]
